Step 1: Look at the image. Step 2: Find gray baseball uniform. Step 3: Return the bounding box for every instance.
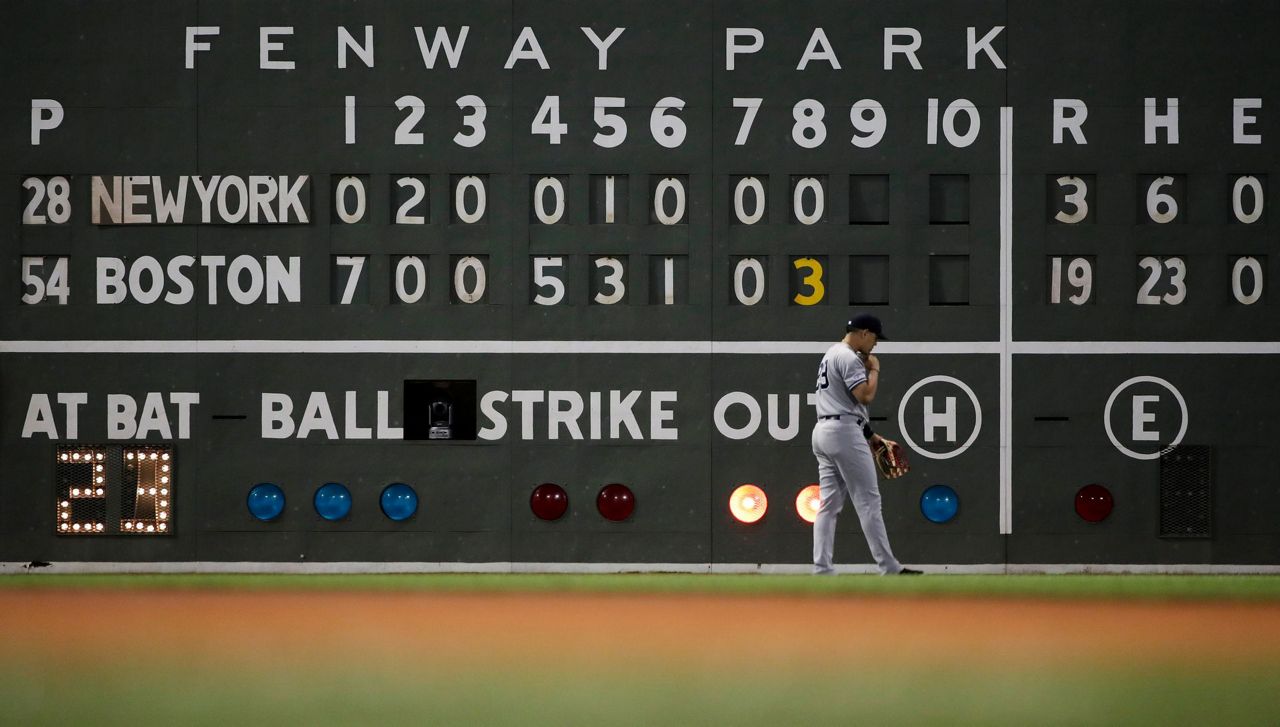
[811,342,903,575]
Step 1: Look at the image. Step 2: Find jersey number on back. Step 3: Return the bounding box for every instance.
[816,360,830,390]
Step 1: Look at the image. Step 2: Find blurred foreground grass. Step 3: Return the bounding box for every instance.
[2,660,1278,726]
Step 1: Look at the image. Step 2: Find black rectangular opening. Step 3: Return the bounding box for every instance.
[404,380,477,441]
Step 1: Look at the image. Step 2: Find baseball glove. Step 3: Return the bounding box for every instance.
[872,438,910,479]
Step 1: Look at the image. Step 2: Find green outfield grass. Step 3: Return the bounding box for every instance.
[2,572,1280,600]
[1,660,1278,726]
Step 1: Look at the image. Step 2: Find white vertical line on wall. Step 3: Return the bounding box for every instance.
[999,107,1014,535]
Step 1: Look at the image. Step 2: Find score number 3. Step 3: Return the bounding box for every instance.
[792,257,825,305]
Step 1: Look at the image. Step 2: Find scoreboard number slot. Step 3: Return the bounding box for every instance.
[451,255,488,304]
[731,175,767,225]
[591,256,627,305]
[1051,175,1091,224]
[531,176,568,225]
[1048,256,1094,305]
[393,176,430,224]
[531,256,567,306]
[22,175,71,225]
[589,174,627,224]
[732,257,767,306]
[650,176,688,225]
[1231,175,1265,224]
[791,256,827,306]
[1141,174,1185,224]
[392,256,428,304]
[1231,256,1265,305]
[649,255,685,306]
[21,255,70,305]
[332,175,369,224]
[452,175,488,224]
[332,255,369,305]
[1136,256,1187,305]
[790,176,827,225]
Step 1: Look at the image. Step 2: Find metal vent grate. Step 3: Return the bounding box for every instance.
[1159,445,1213,539]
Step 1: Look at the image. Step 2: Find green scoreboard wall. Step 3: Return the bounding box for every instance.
[2,0,1277,568]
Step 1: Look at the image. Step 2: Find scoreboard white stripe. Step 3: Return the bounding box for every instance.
[1000,106,1014,536]
[0,340,1277,354]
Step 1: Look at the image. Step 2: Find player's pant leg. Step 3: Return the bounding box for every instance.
[811,426,844,575]
[832,441,903,575]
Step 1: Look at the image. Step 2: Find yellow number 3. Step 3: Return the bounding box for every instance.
[792,257,825,305]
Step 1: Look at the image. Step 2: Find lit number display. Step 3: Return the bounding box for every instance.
[55,447,108,535]
[54,445,174,535]
[122,447,173,535]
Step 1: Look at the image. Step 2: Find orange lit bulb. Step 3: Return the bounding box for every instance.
[729,484,768,524]
[795,484,822,524]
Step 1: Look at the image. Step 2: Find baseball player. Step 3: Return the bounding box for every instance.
[811,314,921,575]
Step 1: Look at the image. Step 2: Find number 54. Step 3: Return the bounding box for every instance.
[22,256,70,305]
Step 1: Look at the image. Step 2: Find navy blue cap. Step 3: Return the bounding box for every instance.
[846,313,888,340]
